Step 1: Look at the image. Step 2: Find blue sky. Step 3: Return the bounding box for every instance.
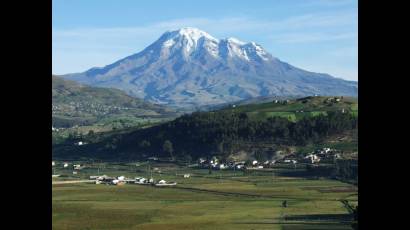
[52,0,358,81]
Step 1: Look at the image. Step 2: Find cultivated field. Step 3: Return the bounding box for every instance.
[52,162,357,230]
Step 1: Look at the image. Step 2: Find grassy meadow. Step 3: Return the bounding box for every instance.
[52,162,357,230]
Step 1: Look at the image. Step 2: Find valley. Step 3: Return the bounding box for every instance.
[52,23,358,230]
[52,160,357,230]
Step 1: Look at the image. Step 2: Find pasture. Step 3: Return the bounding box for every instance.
[52,162,357,229]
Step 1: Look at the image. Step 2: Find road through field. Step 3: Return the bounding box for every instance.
[52,180,94,185]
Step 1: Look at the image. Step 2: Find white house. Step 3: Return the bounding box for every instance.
[305,154,320,163]
[77,141,86,146]
[218,164,227,169]
[236,164,244,169]
[183,174,190,178]
[252,160,258,165]
[257,165,264,169]
[72,171,78,175]
[117,176,125,181]
[73,164,82,170]
[63,163,69,168]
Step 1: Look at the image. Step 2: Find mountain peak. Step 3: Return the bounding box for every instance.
[65,28,358,107]
[225,37,246,45]
[163,27,218,42]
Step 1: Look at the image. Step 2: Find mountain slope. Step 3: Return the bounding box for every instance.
[63,27,357,108]
[52,75,177,127]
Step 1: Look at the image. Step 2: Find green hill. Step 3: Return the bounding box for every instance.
[52,75,178,128]
[219,96,357,122]
[53,96,358,161]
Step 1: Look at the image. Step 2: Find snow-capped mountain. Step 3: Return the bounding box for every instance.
[63,27,357,108]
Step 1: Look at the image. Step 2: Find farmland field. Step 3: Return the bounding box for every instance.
[52,162,357,230]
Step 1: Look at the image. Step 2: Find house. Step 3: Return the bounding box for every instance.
[283,159,297,164]
[73,164,82,170]
[252,160,258,166]
[236,164,245,169]
[257,165,264,169]
[136,178,147,183]
[304,154,320,164]
[117,176,125,181]
[72,171,78,175]
[263,160,270,165]
[198,158,206,164]
[218,164,227,169]
[63,163,69,168]
[90,175,105,180]
[96,175,108,180]
[183,174,190,178]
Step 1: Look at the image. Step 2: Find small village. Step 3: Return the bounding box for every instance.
[195,147,343,171]
[52,160,178,187]
[52,146,345,188]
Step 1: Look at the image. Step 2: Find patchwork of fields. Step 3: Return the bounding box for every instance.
[52,162,357,230]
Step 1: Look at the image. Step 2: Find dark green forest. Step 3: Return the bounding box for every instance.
[53,110,357,160]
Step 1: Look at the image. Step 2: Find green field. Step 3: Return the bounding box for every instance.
[53,162,357,230]
[220,96,358,121]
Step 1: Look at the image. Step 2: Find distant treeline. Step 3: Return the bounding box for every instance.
[55,110,357,160]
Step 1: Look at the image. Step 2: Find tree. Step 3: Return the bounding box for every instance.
[139,140,151,149]
[163,140,174,160]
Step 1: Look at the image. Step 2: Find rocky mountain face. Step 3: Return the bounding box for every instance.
[63,27,357,108]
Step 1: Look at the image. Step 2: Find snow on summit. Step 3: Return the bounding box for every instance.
[64,27,358,108]
[157,27,270,61]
